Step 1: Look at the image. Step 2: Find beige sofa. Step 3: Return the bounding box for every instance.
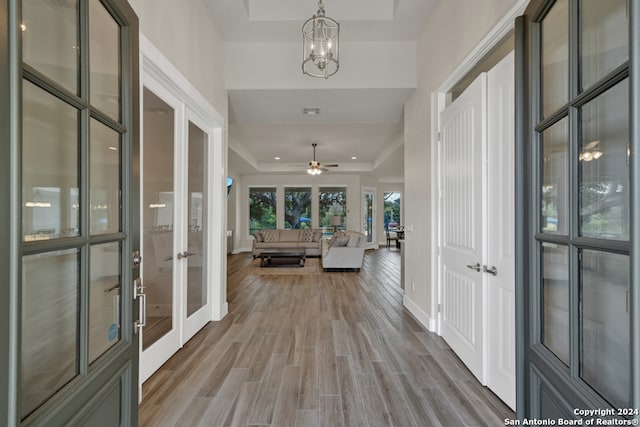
[252,229,323,257]
[322,230,366,271]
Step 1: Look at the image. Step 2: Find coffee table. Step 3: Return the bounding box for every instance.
[260,249,306,268]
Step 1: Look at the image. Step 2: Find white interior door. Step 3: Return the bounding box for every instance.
[182,115,212,340]
[439,73,487,384]
[140,90,213,384]
[140,83,181,383]
[486,52,516,410]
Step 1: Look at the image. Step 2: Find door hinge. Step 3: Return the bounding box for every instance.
[437,132,441,141]
[438,303,441,313]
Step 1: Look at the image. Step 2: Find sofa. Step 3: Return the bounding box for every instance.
[322,230,366,271]
[252,229,323,257]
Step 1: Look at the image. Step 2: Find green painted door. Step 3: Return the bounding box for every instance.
[516,0,639,421]
[6,0,140,424]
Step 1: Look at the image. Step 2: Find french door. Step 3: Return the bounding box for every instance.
[516,0,639,419]
[362,187,376,247]
[12,0,140,425]
[140,81,212,383]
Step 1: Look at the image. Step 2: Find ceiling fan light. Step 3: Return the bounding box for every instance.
[592,151,603,159]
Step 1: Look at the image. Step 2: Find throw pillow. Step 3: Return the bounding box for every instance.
[312,230,322,242]
[252,231,263,242]
[333,236,349,247]
[301,229,314,242]
[347,234,360,247]
[261,230,278,243]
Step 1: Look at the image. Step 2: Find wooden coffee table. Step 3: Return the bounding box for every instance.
[260,249,306,268]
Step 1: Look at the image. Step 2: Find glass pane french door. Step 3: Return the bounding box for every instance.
[140,89,211,382]
[362,188,376,245]
[19,0,140,424]
[141,87,177,353]
[186,121,208,318]
[517,0,637,419]
[183,118,210,338]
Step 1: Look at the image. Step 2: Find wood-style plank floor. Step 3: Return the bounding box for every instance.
[139,249,514,426]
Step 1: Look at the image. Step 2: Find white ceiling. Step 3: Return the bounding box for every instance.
[206,0,439,180]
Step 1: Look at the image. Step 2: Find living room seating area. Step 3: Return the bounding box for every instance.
[252,229,323,257]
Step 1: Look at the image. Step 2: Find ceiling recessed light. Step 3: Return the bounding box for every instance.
[108,146,118,151]
[274,156,281,160]
[351,156,357,160]
[303,108,320,116]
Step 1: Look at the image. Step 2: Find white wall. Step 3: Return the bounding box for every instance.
[403,0,520,325]
[129,0,228,118]
[225,41,416,90]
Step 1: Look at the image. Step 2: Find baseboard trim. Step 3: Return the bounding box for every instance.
[232,247,252,254]
[213,302,229,321]
[403,295,436,332]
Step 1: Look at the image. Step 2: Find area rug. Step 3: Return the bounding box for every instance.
[246,257,322,275]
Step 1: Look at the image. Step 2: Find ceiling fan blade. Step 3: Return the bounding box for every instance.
[323,164,339,168]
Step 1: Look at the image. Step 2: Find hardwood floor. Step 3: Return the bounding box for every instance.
[139,249,514,426]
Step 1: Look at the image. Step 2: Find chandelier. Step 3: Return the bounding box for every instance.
[302,0,340,79]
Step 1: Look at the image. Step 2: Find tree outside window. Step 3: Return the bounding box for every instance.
[249,187,276,234]
[284,187,312,229]
[384,192,401,229]
[319,187,346,236]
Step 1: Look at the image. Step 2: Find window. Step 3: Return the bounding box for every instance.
[249,187,276,234]
[284,187,312,229]
[383,192,401,229]
[319,187,346,236]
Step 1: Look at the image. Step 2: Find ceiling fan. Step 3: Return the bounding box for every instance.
[307,143,338,175]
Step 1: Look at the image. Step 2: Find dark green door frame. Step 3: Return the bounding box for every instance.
[630,0,640,413]
[1,0,21,424]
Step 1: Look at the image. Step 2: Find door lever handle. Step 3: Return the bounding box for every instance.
[466,262,481,272]
[177,251,196,260]
[483,265,498,276]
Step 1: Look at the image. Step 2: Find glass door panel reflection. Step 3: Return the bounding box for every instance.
[579,79,629,240]
[22,80,79,241]
[580,250,629,407]
[363,190,374,244]
[89,242,121,363]
[142,87,175,349]
[579,0,628,91]
[90,119,120,235]
[541,243,569,365]
[21,249,80,418]
[22,0,79,94]
[187,122,207,317]
[542,118,569,235]
[541,0,569,118]
[89,0,120,121]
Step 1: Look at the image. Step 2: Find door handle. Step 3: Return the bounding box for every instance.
[466,262,481,272]
[177,251,196,260]
[483,265,498,276]
[133,278,146,334]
